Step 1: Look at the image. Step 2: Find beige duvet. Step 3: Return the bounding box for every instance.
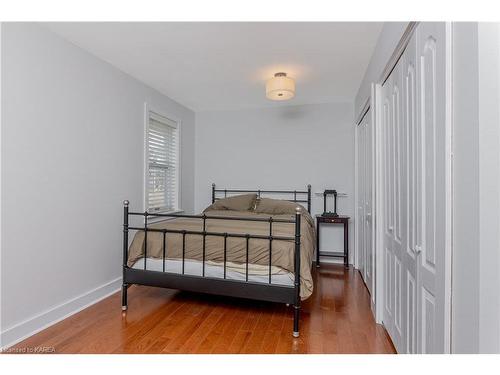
[127,209,316,299]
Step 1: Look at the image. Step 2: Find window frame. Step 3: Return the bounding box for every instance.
[143,103,182,215]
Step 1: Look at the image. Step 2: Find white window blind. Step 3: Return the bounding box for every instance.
[146,111,179,212]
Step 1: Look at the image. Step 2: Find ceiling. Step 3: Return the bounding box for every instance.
[44,22,383,112]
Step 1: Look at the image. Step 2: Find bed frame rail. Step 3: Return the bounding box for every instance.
[212,183,312,213]
[121,190,304,337]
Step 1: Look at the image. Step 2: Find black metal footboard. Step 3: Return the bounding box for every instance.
[121,198,303,337]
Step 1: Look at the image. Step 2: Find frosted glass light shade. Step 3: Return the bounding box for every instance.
[266,72,295,101]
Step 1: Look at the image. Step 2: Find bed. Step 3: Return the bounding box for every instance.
[122,184,314,337]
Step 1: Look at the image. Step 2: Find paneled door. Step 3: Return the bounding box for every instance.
[401,30,419,354]
[381,52,407,353]
[363,108,374,299]
[378,22,449,354]
[415,22,449,354]
[357,121,366,279]
[356,107,375,299]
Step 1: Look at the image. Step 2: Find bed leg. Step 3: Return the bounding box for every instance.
[293,304,300,338]
[122,201,129,312]
[292,208,301,338]
[121,283,128,311]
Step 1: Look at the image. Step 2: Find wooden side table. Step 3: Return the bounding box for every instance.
[316,215,350,268]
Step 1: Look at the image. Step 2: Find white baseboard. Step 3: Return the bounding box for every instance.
[318,256,345,265]
[0,277,122,350]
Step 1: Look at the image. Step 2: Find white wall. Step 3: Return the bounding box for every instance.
[354,22,408,118]
[452,22,500,354]
[0,23,195,348]
[194,102,355,261]
[477,22,500,354]
[452,22,480,354]
[0,22,3,350]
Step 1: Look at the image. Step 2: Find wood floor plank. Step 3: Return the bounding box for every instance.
[193,305,236,354]
[10,265,396,354]
[240,306,273,353]
[178,306,225,353]
[210,306,250,353]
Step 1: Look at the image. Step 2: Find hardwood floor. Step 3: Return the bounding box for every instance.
[12,264,396,354]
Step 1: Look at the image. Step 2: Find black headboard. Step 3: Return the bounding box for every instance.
[211,183,312,213]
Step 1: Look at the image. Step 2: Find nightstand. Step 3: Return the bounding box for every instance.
[316,215,350,268]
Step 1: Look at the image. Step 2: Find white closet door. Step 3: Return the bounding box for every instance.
[357,121,366,277]
[415,22,448,354]
[381,70,394,346]
[382,53,407,353]
[402,30,419,354]
[357,108,375,297]
[364,109,374,298]
[378,22,449,354]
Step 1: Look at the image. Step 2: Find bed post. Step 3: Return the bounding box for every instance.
[211,183,216,204]
[307,184,312,213]
[293,207,301,338]
[122,200,129,311]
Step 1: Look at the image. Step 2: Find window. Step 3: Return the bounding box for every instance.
[145,109,180,213]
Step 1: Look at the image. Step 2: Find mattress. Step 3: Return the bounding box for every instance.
[131,257,294,286]
[127,208,316,298]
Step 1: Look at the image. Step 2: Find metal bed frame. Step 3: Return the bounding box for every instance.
[122,184,312,337]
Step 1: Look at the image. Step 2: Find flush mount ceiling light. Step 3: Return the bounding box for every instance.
[266,72,295,101]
